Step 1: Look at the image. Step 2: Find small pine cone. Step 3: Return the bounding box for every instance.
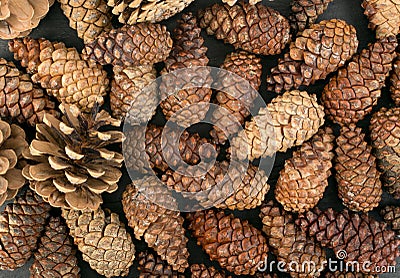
[267,19,358,93]
[370,107,400,199]
[362,0,400,39]
[198,2,290,55]
[325,272,378,278]
[210,51,262,144]
[122,177,189,272]
[58,0,112,43]
[335,124,382,212]
[296,208,400,274]
[191,264,227,278]
[8,38,109,112]
[231,90,325,161]
[275,127,335,213]
[110,65,158,122]
[187,210,269,275]
[260,202,326,277]
[30,216,80,278]
[390,53,400,105]
[289,0,334,33]
[322,36,398,125]
[138,251,185,278]
[61,207,135,277]
[83,23,173,67]
[0,190,51,270]
[380,206,400,235]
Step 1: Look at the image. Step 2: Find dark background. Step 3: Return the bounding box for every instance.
[0,0,399,277]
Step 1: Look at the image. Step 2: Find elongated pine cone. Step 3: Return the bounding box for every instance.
[122,177,189,272]
[335,124,382,212]
[83,23,173,67]
[30,216,80,278]
[325,272,378,278]
[0,190,51,270]
[267,19,358,93]
[275,127,334,213]
[107,0,196,24]
[198,2,290,55]
[61,208,135,277]
[231,90,325,161]
[210,51,262,144]
[58,0,112,43]
[370,107,400,199]
[188,210,269,275]
[390,53,400,105]
[296,208,400,274]
[110,65,157,122]
[260,202,326,277]
[191,264,227,278]
[138,251,185,278]
[8,38,109,112]
[380,206,400,235]
[22,104,123,211]
[322,36,398,125]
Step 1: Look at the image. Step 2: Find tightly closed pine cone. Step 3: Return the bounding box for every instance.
[30,216,80,278]
[370,107,400,199]
[83,23,173,67]
[23,104,123,211]
[380,206,400,235]
[138,251,185,278]
[8,37,109,112]
[191,264,228,278]
[335,124,382,212]
[58,0,112,43]
[296,208,400,274]
[390,53,400,105]
[198,2,290,55]
[267,19,358,93]
[325,272,378,278]
[0,190,51,270]
[62,207,135,277]
[275,127,334,213]
[231,90,325,161]
[188,210,269,275]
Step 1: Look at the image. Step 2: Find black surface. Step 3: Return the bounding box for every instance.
[0,0,399,277]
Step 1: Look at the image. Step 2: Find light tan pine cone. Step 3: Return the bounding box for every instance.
[191,264,228,278]
[138,251,185,278]
[380,205,400,235]
[390,52,400,105]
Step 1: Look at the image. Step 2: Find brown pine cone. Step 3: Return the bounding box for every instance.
[210,51,262,144]
[30,216,80,278]
[231,90,325,161]
[83,23,173,67]
[390,53,400,105]
[0,189,51,270]
[8,37,109,112]
[325,272,378,278]
[322,36,398,125]
[222,0,262,5]
[191,264,228,278]
[370,107,400,199]
[198,2,290,55]
[187,209,269,275]
[260,201,326,277]
[62,207,135,277]
[267,19,358,93]
[380,206,400,235]
[138,251,185,278]
[122,177,189,272]
[335,124,382,212]
[296,208,400,274]
[275,127,335,213]
[58,0,112,43]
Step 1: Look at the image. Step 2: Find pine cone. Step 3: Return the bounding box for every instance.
[187,209,269,275]
[122,177,189,272]
[362,0,400,39]
[380,206,400,235]
[210,51,262,144]
[0,189,51,270]
[61,207,135,277]
[335,124,382,212]
[83,23,173,67]
[110,65,158,122]
[198,2,290,55]
[222,0,262,5]
[107,0,196,24]
[260,201,326,277]
[159,13,212,127]
[30,216,80,278]
[22,104,123,211]
[322,36,398,125]
[138,251,185,278]
[296,208,400,274]
[390,53,400,105]
[267,19,358,93]
[231,90,325,161]
[58,0,112,43]
[370,107,400,199]
[191,264,228,278]
[275,127,334,213]
[325,272,378,278]
[8,37,109,112]
[289,0,333,33]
